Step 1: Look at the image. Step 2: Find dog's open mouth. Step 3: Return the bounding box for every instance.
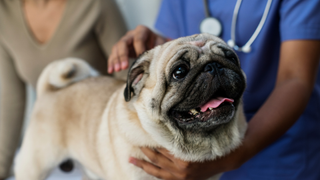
[171,97,235,125]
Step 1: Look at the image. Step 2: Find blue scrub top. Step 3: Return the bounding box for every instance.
[155,0,320,179]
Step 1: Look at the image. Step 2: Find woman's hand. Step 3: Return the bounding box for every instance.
[108,25,168,74]
[129,146,247,180]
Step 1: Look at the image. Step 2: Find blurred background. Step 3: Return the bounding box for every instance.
[0,0,161,179]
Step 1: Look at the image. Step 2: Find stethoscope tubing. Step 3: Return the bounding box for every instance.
[202,0,273,53]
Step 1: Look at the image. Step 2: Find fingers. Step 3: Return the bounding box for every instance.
[140,147,177,172]
[116,38,130,71]
[129,147,224,180]
[108,26,147,74]
[108,44,124,74]
[156,148,192,171]
[108,46,118,73]
[108,30,133,73]
[129,156,191,180]
[130,147,203,180]
[108,25,166,74]
[129,157,173,180]
[133,25,151,56]
[156,148,175,160]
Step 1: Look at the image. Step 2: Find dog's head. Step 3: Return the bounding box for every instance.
[124,34,247,161]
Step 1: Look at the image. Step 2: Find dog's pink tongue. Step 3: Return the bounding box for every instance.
[200,97,234,112]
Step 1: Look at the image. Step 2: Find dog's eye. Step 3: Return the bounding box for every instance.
[172,65,189,80]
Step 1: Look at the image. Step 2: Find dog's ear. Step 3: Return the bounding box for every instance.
[124,52,151,102]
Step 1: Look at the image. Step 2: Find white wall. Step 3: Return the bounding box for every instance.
[115,0,162,30]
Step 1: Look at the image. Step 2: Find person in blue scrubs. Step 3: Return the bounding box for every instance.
[108,0,320,179]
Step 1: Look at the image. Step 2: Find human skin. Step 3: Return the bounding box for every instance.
[22,0,67,44]
[107,25,167,73]
[109,25,320,180]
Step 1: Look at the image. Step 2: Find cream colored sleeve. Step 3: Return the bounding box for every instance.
[0,42,26,178]
[95,0,127,57]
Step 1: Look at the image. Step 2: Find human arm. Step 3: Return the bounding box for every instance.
[0,42,26,179]
[128,40,320,180]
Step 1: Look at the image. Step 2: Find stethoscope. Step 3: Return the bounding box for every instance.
[200,0,273,53]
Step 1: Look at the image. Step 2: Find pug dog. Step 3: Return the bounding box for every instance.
[15,33,247,180]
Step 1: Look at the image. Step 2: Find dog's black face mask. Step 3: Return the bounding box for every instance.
[165,44,246,133]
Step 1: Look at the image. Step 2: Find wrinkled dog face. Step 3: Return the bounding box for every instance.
[125,34,246,160]
[165,42,245,132]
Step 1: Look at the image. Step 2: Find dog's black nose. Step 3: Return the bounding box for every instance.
[204,62,224,76]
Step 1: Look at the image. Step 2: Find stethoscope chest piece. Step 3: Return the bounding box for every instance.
[200,17,222,37]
